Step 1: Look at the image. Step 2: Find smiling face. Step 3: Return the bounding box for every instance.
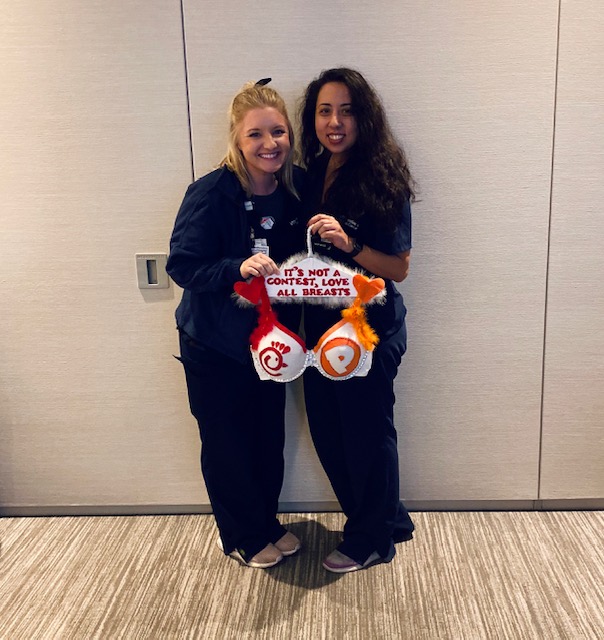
[315,82,358,161]
[237,107,291,191]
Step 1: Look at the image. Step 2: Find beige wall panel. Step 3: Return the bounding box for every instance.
[0,2,203,508]
[2,0,581,512]
[184,1,558,502]
[540,1,604,498]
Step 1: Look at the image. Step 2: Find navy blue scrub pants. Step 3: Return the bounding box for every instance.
[178,332,287,560]
[303,329,415,564]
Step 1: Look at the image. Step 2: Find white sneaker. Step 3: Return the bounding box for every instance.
[274,531,301,557]
[217,538,283,569]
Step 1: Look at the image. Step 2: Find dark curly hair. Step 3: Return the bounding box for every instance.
[299,68,415,231]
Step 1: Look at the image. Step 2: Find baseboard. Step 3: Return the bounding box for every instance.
[283,499,603,512]
[1,498,603,518]
[0,504,214,517]
[536,498,604,511]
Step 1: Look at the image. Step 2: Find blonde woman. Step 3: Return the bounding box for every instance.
[167,80,303,568]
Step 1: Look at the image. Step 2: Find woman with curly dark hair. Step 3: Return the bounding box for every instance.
[299,68,416,573]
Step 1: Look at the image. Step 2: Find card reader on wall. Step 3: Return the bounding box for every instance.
[136,253,169,289]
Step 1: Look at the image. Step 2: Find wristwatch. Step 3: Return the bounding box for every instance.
[348,238,364,258]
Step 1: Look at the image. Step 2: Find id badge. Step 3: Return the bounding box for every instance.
[252,238,270,256]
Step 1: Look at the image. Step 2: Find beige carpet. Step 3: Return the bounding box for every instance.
[0,511,602,639]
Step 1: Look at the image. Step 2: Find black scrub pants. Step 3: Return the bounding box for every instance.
[303,329,415,565]
[178,332,287,560]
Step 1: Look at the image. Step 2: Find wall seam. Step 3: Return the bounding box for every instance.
[538,0,563,500]
[179,0,195,182]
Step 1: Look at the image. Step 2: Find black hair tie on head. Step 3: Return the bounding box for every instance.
[255,78,272,86]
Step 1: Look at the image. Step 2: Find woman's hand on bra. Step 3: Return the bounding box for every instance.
[308,214,350,252]
[240,253,280,279]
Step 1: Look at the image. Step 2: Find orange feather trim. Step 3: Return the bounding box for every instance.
[341,303,379,351]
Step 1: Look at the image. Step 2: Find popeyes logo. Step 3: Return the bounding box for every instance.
[317,337,362,378]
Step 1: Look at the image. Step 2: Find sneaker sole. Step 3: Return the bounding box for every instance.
[276,542,302,557]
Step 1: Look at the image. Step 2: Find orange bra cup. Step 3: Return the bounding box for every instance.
[318,336,362,378]
[314,319,370,380]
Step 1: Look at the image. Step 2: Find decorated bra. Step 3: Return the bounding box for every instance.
[234,230,386,382]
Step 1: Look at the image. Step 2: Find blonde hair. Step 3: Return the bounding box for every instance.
[221,81,298,198]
